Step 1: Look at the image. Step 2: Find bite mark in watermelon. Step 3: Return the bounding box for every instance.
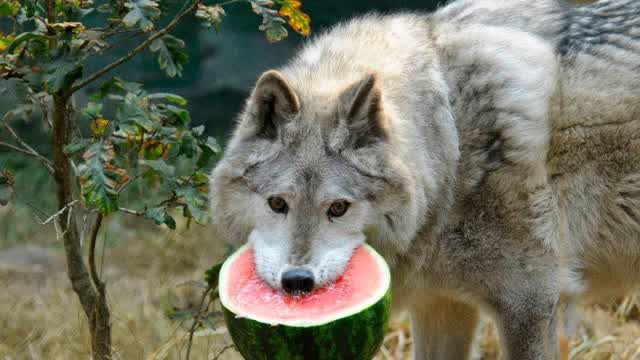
[218,243,391,360]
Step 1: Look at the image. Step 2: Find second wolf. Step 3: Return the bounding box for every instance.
[209,0,640,358]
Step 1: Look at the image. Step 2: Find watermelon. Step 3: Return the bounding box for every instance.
[218,243,391,360]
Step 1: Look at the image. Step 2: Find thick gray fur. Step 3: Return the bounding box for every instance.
[210,0,640,358]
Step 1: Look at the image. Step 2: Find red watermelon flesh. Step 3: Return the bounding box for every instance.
[222,245,386,326]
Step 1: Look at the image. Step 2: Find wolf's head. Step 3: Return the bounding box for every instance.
[209,65,455,293]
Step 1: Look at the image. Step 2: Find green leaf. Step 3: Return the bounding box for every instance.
[250,1,288,42]
[191,171,208,184]
[179,132,198,158]
[204,262,223,288]
[165,104,190,125]
[43,57,83,93]
[144,206,176,229]
[0,34,13,52]
[261,15,288,42]
[191,125,205,136]
[195,4,225,29]
[19,0,41,19]
[81,102,103,120]
[5,32,47,54]
[203,137,221,154]
[197,137,221,168]
[249,0,275,15]
[64,138,91,155]
[78,141,125,214]
[0,1,20,16]
[147,92,187,106]
[123,0,160,32]
[93,77,142,100]
[139,159,175,177]
[149,35,188,78]
[177,185,209,224]
[140,139,167,160]
[116,93,156,131]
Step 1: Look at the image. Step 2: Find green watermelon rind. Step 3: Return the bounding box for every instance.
[218,243,392,360]
[222,288,391,360]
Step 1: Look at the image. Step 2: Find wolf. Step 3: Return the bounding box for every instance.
[209,0,640,358]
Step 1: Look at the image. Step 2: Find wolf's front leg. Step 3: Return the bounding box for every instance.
[410,297,480,360]
[490,286,560,360]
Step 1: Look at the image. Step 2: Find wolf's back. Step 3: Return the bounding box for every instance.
[560,0,640,68]
[550,0,640,133]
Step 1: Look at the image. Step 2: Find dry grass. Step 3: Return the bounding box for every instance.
[1,210,639,360]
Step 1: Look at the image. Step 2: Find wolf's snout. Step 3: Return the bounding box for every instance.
[281,268,314,294]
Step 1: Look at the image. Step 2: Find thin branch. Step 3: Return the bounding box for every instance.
[89,213,104,291]
[0,141,35,156]
[1,123,55,173]
[102,28,140,37]
[100,222,108,278]
[211,344,235,360]
[99,223,107,280]
[41,200,79,225]
[118,207,144,216]
[185,286,213,360]
[70,0,202,93]
[88,212,112,359]
[218,0,244,6]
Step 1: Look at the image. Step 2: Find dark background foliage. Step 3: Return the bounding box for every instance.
[96,0,440,141]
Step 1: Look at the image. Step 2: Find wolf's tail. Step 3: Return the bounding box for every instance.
[559,0,640,69]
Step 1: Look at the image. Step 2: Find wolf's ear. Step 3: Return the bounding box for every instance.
[248,70,300,139]
[338,73,388,147]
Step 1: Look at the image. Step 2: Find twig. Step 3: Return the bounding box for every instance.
[41,200,79,225]
[1,123,55,173]
[52,199,75,240]
[99,223,107,279]
[89,213,104,291]
[185,286,213,360]
[0,141,35,156]
[211,344,235,360]
[70,0,202,93]
[218,0,244,6]
[118,207,144,216]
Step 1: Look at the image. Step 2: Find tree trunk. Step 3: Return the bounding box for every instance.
[51,93,112,359]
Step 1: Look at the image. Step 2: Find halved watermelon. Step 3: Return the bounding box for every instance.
[219,243,391,360]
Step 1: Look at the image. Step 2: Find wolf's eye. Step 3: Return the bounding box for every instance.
[328,200,350,218]
[268,197,288,214]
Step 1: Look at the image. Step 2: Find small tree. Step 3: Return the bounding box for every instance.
[0,0,309,359]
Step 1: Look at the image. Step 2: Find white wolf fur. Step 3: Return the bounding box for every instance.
[210,0,640,358]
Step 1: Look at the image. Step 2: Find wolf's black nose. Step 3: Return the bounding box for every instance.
[281,269,314,294]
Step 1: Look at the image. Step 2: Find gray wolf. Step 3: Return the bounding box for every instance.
[209,0,640,358]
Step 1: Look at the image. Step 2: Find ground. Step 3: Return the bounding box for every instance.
[0,207,639,360]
